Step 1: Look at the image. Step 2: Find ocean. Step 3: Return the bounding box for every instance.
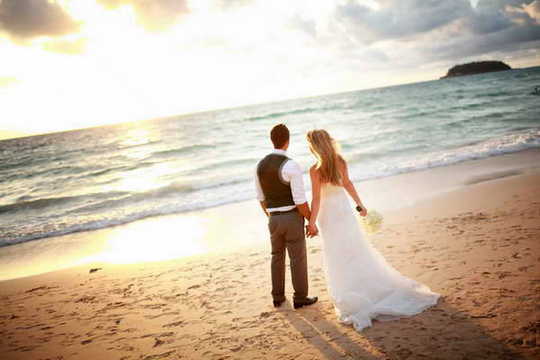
[1,66,539,248]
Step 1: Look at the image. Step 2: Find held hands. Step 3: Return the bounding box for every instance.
[306,222,319,238]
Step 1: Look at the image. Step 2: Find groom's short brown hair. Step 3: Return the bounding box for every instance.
[270,124,289,149]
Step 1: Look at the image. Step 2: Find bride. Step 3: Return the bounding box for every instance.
[306,129,440,331]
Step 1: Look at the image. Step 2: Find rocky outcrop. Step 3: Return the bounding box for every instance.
[441,61,511,79]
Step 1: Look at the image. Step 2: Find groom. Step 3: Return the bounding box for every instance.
[255,124,318,309]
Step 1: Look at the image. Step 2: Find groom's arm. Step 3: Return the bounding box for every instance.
[286,161,311,220]
[255,167,269,217]
[259,201,269,217]
[296,202,311,221]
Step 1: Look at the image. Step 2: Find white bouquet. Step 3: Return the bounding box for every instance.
[359,209,383,234]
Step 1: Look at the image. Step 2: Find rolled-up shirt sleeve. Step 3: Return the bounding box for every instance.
[284,160,307,205]
[255,166,265,201]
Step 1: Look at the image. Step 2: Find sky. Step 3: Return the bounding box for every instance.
[1,0,539,139]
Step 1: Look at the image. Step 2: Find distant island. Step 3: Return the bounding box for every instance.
[441,61,511,79]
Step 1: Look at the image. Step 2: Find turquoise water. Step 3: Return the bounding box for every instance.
[1,66,539,246]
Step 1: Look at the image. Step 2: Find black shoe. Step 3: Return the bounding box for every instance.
[273,299,285,308]
[293,296,318,309]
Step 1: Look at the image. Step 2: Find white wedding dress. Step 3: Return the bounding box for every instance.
[318,183,440,331]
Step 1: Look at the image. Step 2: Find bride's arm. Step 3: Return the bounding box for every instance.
[339,157,368,216]
[309,166,321,230]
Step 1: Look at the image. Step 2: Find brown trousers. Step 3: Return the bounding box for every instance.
[268,211,308,302]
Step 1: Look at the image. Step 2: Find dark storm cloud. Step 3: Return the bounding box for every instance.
[0,0,79,40]
[96,0,189,31]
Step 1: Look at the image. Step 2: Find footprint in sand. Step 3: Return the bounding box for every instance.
[153,338,165,347]
[162,320,184,328]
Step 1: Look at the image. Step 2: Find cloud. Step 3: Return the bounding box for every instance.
[41,37,87,54]
[332,0,537,41]
[458,0,540,48]
[214,0,252,10]
[380,1,540,68]
[427,23,540,62]
[335,0,473,44]
[292,0,540,69]
[0,0,80,41]
[466,7,515,34]
[505,0,540,23]
[476,0,530,11]
[289,14,317,38]
[524,0,540,21]
[469,0,539,32]
[96,0,189,31]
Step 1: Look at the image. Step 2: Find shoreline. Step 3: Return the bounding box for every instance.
[1,148,539,282]
[3,140,540,249]
[0,152,539,359]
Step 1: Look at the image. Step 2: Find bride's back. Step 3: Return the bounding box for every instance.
[313,155,347,187]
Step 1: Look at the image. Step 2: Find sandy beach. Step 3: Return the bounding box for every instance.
[1,152,539,360]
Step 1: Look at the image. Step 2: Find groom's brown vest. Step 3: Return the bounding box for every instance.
[257,154,295,209]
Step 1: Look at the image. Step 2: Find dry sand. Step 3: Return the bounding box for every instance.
[1,167,539,359]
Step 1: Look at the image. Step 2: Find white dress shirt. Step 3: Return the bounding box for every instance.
[255,149,307,212]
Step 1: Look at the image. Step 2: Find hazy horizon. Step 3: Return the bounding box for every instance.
[2,63,540,141]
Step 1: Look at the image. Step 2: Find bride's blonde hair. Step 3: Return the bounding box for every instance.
[306,129,342,185]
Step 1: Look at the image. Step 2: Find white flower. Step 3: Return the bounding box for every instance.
[359,209,383,234]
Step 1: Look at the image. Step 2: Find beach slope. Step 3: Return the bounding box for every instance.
[0,169,539,360]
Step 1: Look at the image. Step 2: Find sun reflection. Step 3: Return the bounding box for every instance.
[100,123,178,193]
[98,216,207,264]
[119,125,157,148]
[107,162,177,193]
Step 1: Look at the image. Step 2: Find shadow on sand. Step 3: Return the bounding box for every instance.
[280,296,527,360]
[277,301,380,359]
